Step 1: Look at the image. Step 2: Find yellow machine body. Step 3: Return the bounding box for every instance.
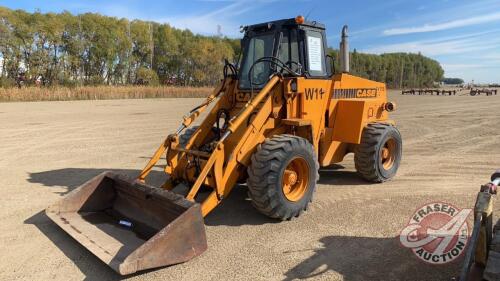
[46,17,400,275]
[139,73,394,217]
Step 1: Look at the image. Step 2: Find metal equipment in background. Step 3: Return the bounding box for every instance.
[470,88,498,96]
[401,89,457,95]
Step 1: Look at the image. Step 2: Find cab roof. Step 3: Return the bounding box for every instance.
[244,18,325,33]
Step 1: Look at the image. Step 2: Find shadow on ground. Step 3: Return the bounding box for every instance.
[26,167,382,280]
[319,164,369,186]
[283,235,460,281]
[27,168,167,195]
[25,168,277,279]
[28,165,367,226]
[27,167,272,226]
[27,166,368,227]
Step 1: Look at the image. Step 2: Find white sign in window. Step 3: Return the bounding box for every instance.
[307,36,323,72]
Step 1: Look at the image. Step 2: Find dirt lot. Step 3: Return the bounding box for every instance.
[0,91,499,281]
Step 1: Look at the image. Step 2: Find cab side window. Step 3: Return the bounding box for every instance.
[278,29,301,73]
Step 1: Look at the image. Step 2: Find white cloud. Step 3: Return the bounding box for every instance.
[158,0,277,37]
[363,31,500,56]
[383,11,500,35]
[477,53,500,61]
[161,2,250,36]
[441,64,484,71]
[443,67,499,84]
[363,33,500,83]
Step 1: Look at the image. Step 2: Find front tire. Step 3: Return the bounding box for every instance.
[355,123,402,183]
[247,135,319,220]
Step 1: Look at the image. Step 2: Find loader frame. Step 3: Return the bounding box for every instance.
[138,75,283,216]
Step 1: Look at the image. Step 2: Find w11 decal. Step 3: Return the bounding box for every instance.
[304,88,326,100]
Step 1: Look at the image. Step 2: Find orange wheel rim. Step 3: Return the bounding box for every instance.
[381,138,397,170]
[282,157,309,202]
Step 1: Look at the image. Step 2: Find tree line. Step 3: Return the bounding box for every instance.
[0,7,445,88]
[329,49,445,88]
[0,7,239,87]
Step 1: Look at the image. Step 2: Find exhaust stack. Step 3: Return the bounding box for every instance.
[339,25,350,73]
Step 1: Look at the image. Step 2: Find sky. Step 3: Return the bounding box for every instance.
[2,0,500,83]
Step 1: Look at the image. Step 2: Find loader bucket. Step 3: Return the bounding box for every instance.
[46,172,207,275]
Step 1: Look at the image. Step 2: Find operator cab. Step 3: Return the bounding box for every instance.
[238,16,330,90]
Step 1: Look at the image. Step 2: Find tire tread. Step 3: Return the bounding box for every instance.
[247,134,319,220]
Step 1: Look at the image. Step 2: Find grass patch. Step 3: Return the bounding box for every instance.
[0,86,213,102]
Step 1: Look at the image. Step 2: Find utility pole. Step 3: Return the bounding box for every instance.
[78,15,83,85]
[149,23,154,68]
[127,20,131,84]
[399,59,404,89]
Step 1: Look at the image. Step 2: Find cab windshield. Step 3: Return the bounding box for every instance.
[238,33,275,89]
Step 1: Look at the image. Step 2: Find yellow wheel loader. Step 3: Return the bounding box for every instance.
[46,16,402,275]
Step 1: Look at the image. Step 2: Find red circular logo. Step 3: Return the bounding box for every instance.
[399,202,471,264]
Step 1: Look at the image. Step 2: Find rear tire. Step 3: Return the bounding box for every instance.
[355,123,402,183]
[247,135,319,220]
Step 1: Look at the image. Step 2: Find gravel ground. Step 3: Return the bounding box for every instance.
[0,91,499,281]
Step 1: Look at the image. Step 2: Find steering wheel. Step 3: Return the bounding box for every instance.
[252,71,268,86]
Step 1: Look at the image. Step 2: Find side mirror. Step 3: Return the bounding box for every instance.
[326,55,335,76]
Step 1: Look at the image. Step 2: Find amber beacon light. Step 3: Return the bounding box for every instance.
[295,15,305,24]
